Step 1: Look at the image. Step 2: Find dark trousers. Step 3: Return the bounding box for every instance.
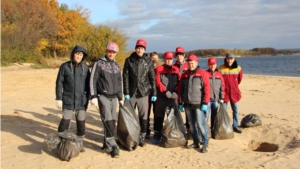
[146,97,155,135]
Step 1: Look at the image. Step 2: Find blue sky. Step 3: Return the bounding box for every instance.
[57,0,300,52]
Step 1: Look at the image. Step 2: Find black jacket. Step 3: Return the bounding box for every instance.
[90,56,122,100]
[55,45,90,110]
[123,52,157,97]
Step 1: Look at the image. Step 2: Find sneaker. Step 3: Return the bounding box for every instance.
[145,134,151,139]
[233,127,242,133]
[201,145,208,153]
[110,146,119,158]
[139,135,146,147]
[152,138,161,144]
[187,143,200,149]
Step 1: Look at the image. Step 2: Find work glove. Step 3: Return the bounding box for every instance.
[91,98,99,109]
[119,100,124,106]
[171,92,178,100]
[151,96,157,102]
[179,104,184,112]
[200,104,208,112]
[165,91,172,98]
[219,99,224,103]
[56,100,62,109]
[124,95,130,100]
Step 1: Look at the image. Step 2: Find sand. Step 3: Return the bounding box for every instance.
[1,64,300,169]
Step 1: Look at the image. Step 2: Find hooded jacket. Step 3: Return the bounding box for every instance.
[217,59,243,103]
[123,52,157,97]
[56,45,90,110]
[90,55,122,100]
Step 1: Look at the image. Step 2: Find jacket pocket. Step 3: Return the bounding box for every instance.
[62,94,73,105]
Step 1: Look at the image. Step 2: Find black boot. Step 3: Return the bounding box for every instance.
[233,127,242,133]
[110,145,119,158]
[139,134,146,147]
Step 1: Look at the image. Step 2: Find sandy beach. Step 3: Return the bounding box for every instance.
[1,64,300,169]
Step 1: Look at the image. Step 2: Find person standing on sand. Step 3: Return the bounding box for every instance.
[122,39,157,147]
[146,51,159,139]
[217,53,243,133]
[152,51,180,144]
[180,54,210,153]
[206,57,225,129]
[173,46,190,133]
[55,45,90,153]
[89,42,123,158]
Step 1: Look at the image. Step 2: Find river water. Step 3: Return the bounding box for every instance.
[197,55,300,77]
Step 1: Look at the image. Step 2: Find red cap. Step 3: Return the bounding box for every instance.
[208,57,217,65]
[186,54,198,62]
[136,39,147,49]
[175,46,185,54]
[164,51,174,59]
[106,42,119,52]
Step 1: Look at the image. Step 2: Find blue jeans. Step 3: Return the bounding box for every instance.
[207,101,219,128]
[223,102,239,127]
[185,107,208,146]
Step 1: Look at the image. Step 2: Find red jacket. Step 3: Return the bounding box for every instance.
[217,59,242,103]
[180,67,210,106]
[173,61,188,75]
[155,65,181,102]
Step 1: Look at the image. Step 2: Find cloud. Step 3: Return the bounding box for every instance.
[97,0,300,52]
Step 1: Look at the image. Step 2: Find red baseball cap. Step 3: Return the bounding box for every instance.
[186,54,198,62]
[208,57,217,65]
[164,51,174,59]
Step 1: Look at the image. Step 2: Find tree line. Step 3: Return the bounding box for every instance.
[1,0,130,67]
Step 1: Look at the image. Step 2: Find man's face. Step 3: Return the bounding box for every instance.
[151,54,159,65]
[226,57,235,67]
[74,52,84,63]
[176,54,185,63]
[164,58,173,66]
[188,60,197,70]
[106,50,117,60]
[208,64,217,71]
[136,46,145,57]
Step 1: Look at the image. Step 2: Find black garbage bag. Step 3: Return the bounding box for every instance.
[241,114,262,127]
[117,100,140,151]
[212,103,234,140]
[161,100,187,148]
[56,130,82,161]
[44,133,61,151]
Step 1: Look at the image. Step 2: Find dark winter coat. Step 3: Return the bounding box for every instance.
[90,56,122,100]
[123,52,157,97]
[55,45,90,110]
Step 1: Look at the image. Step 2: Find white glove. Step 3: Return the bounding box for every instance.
[219,99,224,103]
[119,101,124,106]
[166,91,172,98]
[172,92,178,100]
[91,98,99,109]
[56,100,62,109]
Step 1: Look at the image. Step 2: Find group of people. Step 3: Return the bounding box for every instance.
[55,39,243,158]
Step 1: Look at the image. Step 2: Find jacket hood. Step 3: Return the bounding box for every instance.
[71,45,88,62]
[100,55,115,62]
[224,58,238,69]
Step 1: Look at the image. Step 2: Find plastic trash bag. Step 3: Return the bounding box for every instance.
[212,103,234,140]
[117,100,140,151]
[241,114,262,127]
[44,133,61,151]
[161,100,187,148]
[56,130,82,161]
